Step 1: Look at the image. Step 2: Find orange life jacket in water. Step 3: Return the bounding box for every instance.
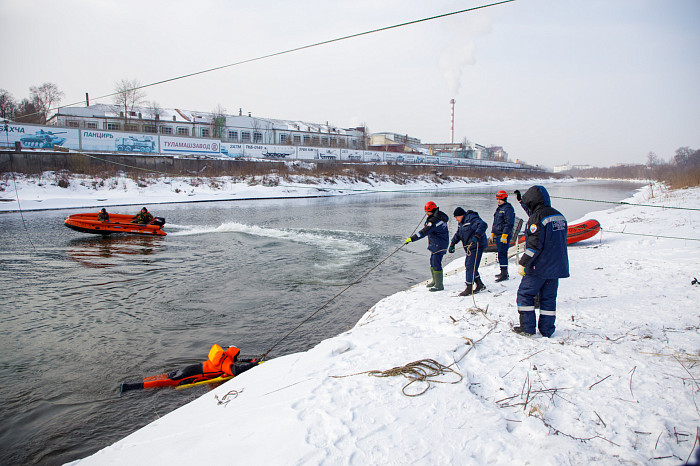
[139,345,240,389]
[202,344,240,377]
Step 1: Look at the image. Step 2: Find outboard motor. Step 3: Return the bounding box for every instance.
[151,217,166,227]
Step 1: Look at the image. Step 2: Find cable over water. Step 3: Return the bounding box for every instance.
[259,215,427,360]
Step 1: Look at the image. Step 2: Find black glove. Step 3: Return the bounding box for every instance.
[514,190,521,202]
[448,245,455,254]
[233,361,257,376]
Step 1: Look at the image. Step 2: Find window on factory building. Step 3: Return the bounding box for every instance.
[201,128,210,137]
[67,121,79,128]
[125,124,139,132]
[303,135,310,145]
[293,135,301,145]
[279,134,288,144]
[321,137,328,146]
[241,132,251,143]
[160,126,173,135]
[144,125,157,133]
[177,127,189,136]
[228,131,238,142]
[86,122,97,129]
[106,123,120,131]
[253,132,262,143]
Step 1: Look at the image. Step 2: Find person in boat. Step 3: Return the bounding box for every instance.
[97,208,109,222]
[404,201,450,292]
[491,190,515,282]
[513,186,569,337]
[131,207,154,224]
[448,207,488,296]
[120,344,258,392]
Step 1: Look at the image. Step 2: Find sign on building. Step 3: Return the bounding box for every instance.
[1,123,80,150]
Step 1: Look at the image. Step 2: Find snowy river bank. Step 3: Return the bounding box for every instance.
[66,183,700,465]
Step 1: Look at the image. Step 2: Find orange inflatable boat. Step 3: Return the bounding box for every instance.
[64,213,166,236]
[486,219,600,252]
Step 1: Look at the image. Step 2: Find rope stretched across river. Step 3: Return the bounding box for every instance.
[258,215,427,360]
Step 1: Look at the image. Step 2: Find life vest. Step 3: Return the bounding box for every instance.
[202,344,240,377]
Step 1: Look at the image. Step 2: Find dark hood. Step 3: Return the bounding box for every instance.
[521,186,551,213]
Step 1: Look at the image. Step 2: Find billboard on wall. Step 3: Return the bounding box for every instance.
[220,143,244,158]
[363,151,383,162]
[160,136,220,156]
[262,145,296,159]
[297,147,318,160]
[81,130,157,153]
[1,122,80,150]
[317,148,340,160]
[340,149,363,161]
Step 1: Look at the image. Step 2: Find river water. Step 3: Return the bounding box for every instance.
[0,180,642,464]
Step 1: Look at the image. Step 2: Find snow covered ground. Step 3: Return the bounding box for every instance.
[0,172,569,212]
[60,183,700,465]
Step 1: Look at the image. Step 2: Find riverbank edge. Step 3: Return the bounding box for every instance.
[0,173,580,213]
[71,182,700,464]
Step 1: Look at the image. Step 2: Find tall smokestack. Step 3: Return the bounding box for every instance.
[450,99,455,144]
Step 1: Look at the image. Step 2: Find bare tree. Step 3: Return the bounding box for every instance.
[0,89,16,119]
[147,101,164,133]
[113,79,146,126]
[29,82,64,123]
[674,146,694,166]
[646,151,660,168]
[14,98,43,124]
[212,104,227,138]
[358,122,370,150]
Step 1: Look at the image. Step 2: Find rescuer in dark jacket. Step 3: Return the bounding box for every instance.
[513,186,569,337]
[404,201,450,292]
[97,208,109,222]
[132,207,154,224]
[448,207,488,296]
[491,190,515,282]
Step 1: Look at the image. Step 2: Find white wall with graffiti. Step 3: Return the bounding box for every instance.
[2,121,522,170]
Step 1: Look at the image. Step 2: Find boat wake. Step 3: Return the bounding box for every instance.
[167,222,372,258]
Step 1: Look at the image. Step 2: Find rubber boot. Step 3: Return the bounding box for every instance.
[473,276,486,294]
[495,267,509,282]
[513,311,535,336]
[426,267,436,288]
[458,282,473,296]
[429,270,444,292]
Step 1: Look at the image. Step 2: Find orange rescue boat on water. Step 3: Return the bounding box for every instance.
[485,219,600,253]
[64,213,167,236]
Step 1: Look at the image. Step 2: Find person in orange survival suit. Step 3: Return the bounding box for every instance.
[166,344,253,382]
[120,344,258,392]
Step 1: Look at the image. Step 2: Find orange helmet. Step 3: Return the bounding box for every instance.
[496,190,508,200]
[424,201,437,212]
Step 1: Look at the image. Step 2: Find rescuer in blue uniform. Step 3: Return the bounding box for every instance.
[513,186,569,337]
[491,190,515,282]
[448,207,488,296]
[404,201,450,292]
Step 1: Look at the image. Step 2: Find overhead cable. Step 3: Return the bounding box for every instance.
[52,0,516,112]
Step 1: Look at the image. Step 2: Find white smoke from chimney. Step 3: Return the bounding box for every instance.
[439,14,493,96]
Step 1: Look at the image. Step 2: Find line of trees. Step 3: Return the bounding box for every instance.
[0,83,64,124]
[565,147,700,188]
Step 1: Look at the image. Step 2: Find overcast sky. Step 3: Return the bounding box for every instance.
[4,0,699,168]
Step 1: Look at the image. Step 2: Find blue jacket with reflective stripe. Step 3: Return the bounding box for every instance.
[411,209,450,253]
[518,186,570,279]
[492,201,515,236]
[450,210,488,251]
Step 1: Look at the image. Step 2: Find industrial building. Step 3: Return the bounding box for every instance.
[49,104,367,149]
